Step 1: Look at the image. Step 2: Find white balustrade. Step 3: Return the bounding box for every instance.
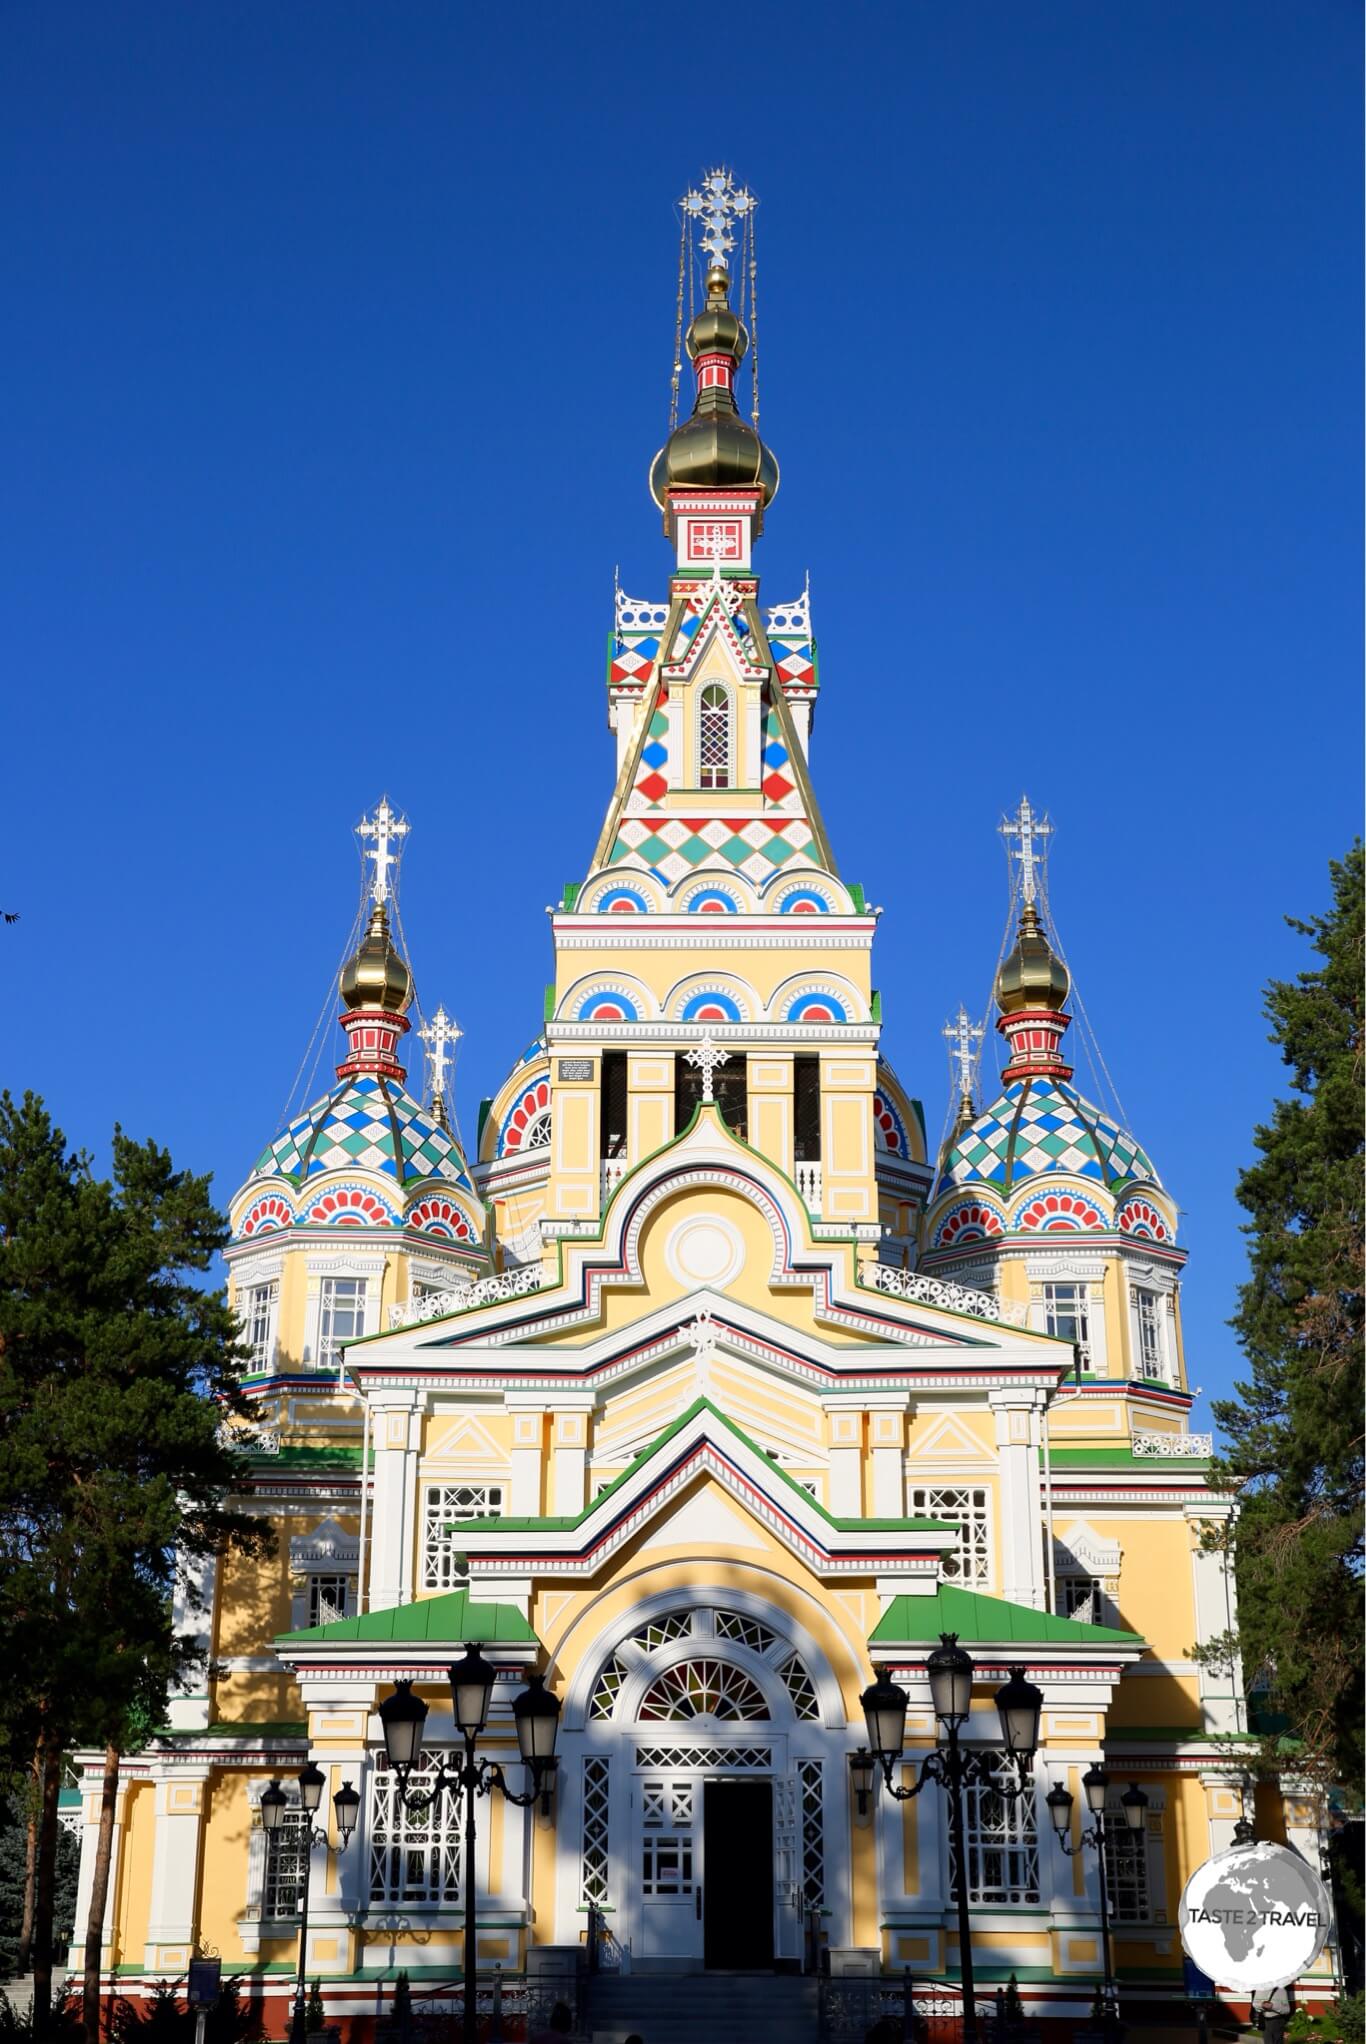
[387,1264,544,1330]
[600,1155,629,1206]
[1132,1430,1212,1458]
[865,1263,1030,1328]
[794,1160,822,1212]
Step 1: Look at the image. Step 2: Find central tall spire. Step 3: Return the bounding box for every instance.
[650,168,778,554]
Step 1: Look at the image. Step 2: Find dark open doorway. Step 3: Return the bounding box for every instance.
[703,1778,775,1970]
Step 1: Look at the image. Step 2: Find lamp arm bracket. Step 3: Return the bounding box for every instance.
[883,1750,946,1802]
[479,1759,541,1810]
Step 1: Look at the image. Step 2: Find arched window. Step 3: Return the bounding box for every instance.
[698,683,731,789]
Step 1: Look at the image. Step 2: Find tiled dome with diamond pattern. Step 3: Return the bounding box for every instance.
[251,1074,474,1190]
[937,1076,1158,1196]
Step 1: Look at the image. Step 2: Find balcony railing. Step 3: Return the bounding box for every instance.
[794,1159,822,1212]
[865,1263,1031,1328]
[1132,1429,1212,1457]
[387,1263,544,1330]
[600,1154,629,1205]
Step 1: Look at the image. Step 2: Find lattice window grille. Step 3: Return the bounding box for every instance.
[637,1659,769,1722]
[714,1610,776,1654]
[1043,1282,1091,1368]
[580,1756,610,1907]
[634,1745,771,1772]
[368,1752,460,1906]
[262,1808,308,1921]
[422,1483,504,1590]
[779,1653,820,1721]
[1104,1807,1156,1921]
[1060,1575,1104,1624]
[590,1653,629,1722]
[698,682,731,789]
[948,1749,1040,1906]
[910,1485,991,1586]
[633,1612,694,1652]
[307,1572,353,1628]
[243,1281,278,1370]
[522,1111,552,1150]
[797,1759,825,1906]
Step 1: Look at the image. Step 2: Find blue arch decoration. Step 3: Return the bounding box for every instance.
[777,889,831,915]
[681,990,744,1022]
[593,886,650,914]
[685,888,740,915]
[580,992,640,1022]
[788,991,849,1023]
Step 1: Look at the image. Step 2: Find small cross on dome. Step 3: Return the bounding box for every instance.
[943,1005,984,1104]
[419,1005,462,1105]
[683,169,755,272]
[999,794,1053,907]
[685,1034,730,1104]
[358,796,410,907]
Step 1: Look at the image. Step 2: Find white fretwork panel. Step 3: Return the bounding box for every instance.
[909,1485,992,1586]
[949,1750,1040,1906]
[368,1753,460,1905]
[421,1482,505,1589]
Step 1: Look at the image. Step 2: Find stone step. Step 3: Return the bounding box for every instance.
[586,1973,819,2044]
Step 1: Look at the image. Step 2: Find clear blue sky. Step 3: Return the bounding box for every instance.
[3,3,1359,1430]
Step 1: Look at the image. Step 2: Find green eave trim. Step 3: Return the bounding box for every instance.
[279,1586,538,1648]
[1105,1726,1260,1744]
[156,1721,308,1740]
[461,1395,954,1541]
[251,1446,364,1468]
[870,1583,1144,1649]
[1041,1447,1211,1470]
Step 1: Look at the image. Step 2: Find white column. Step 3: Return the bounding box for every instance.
[1184,1501,1244,1733]
[825,1403,863,1516]
[368,1391,424,1612]
[868,1404,907,1517]
[73,1769,131,1961]
[144,1765,210,1971]
[167,1551,219,1731]
[552,1406,592,1516]
[509,1405,545,1515]
[991,1391,1045,1607]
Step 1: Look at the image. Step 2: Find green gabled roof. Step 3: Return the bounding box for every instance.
[1041,1446,1211,1470]
[461,1396,954,1540]
[869,1583,1144,1649]
[279,1587,537,1647]
[251,1445,365,1468]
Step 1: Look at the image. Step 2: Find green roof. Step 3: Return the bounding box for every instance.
[254,1445,364,1468]
[157,1720,308,1740]
[869,1583,1144,1648]
[461,1397,953,1540]
[1041,1446,1210,1470]
[279,1587,537,1648]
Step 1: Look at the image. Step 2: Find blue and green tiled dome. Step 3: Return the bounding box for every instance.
[251,1074,475,1190]
[938,1076,1159,1196]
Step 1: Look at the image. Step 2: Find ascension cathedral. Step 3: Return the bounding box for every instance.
[69,173,1326,2037]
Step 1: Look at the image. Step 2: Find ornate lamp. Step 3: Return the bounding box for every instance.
[994,1667,1044,1766]
[860,1668,910,1767]
[378,1679,429,1778]
[333,1781,361,1848]
[449,1643,498,1739]
[926,1634,974,1729]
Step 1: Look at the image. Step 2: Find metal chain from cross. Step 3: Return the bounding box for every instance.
[683,168,755,272]
[999,794,1053,907]
[418,1004,462,1103]
[685,1034,730,1104]
[358,796,410,907]
[943,1005,984,1103]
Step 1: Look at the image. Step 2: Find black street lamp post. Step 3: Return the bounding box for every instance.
[260,1763,361,2044]
[1046,1768,1148,2034]
[856,1635,1044,2044]
[378,1647,561,2044]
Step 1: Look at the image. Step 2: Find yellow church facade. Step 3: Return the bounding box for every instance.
[71,171,1321,2035]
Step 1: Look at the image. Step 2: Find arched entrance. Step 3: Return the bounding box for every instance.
[559,1592,842,1972]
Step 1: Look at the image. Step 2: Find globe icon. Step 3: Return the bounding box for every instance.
[1180,1840,1333,1991]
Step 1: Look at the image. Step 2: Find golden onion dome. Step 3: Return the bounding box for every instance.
[649,265,779,510]
[996,902,1070,1015]
[339,902,413,1014]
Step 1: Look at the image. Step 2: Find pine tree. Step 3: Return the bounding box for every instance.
[1211,844,1364,1786]
[0,1095,275,2036]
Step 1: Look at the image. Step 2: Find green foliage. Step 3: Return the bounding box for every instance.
[0,1989,83,2042]
[108,1977,259,2044]
[1211,845,1364,1786]
[389,1972,412,2029]
[305,1982,326,2034]
[0,1793,78,1977]
[1285,1995,1366,2044]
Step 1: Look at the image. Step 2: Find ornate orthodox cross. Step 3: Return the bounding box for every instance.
[999,794,1052,907]
[358,796,410,906]
[419,1005,462,1103]
[685,1034,730,1103]
[943,1005,984,1103]
[683,168,755,271]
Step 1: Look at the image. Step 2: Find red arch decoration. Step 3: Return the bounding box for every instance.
[935,1201,1004,1248]
[1017,1191,1106,1233]
[408,1195,476,1242]
[1116,1196,1169,1242]
[305,1186,398,1229]
[239,1192,292,1238]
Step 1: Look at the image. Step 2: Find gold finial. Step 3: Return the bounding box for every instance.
[339,901,413,1015]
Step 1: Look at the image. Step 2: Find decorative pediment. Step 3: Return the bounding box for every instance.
[1053,1519,1123,1578]
[290,1516,359,1571]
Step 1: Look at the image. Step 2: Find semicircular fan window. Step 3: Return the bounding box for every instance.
[637,1658,769,1722]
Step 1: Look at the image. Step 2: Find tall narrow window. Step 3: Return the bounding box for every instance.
[950,1749,1040,1905]
[1103,1805,1153,1920]
[1135,1290,1165,1379]
[262,1808,309,1921]
[1043,1282,1090,1368]
[676,1056,748,1140]
[600,1052,628,1160]
[369,1753,460,1905]
[317,1277,367,1370]
[698,683,731,788]
[793,1056,821,1162]
[307,1573,354,1628]
[243,1280,279,1370]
